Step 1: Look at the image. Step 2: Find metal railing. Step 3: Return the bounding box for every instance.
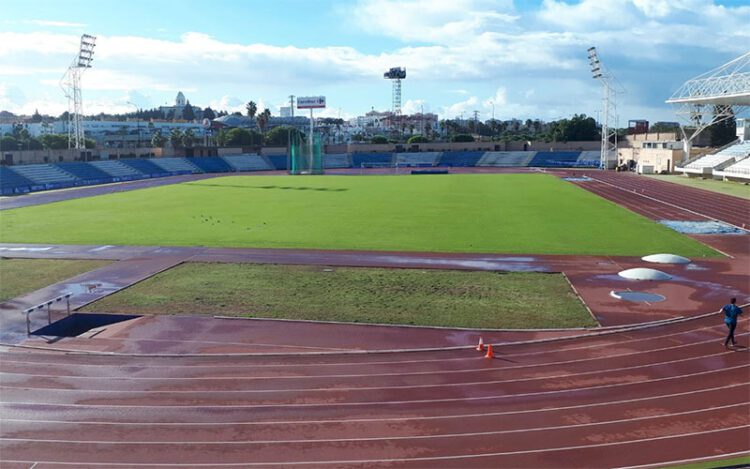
[22,292,72,335]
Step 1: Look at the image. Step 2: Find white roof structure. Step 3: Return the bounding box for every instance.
[667,52,750,107]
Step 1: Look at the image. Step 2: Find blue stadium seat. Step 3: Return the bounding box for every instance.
[266,154,288,170]
[0,167,34,195]
[56,162,114,184]
[351,152,393,167]
[438,151,484,167]
[120,159,173,177]
[186,157,234,173]
[528,151,582,167]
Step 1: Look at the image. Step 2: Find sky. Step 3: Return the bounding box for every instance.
[1,0,748,123]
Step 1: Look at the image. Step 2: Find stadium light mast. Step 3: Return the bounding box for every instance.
[384,67,406,131]
[60,33,97,150]
[588,47,619,170]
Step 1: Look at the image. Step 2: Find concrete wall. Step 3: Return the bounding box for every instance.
[616,147,704,174]
[2,147,159,165]
[346,140,600,153]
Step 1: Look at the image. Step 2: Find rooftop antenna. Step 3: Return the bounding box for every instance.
[60,34,97,149]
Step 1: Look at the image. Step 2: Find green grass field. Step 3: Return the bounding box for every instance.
[0,174,716,257]
[0,258,110,302]
[83,263,596,329]
[646,174,750,200]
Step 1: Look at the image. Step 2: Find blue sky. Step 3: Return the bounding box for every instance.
[1,0,748,123]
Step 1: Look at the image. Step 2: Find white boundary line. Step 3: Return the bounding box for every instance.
[1,383,743,427]
[1,348,742,393]
[2,402,746,445]
[1,425,748,466]
[2,364,746,409]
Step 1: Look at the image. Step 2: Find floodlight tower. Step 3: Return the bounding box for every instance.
[60,34,97,149]
[587,47,618,169]
[384,67,406,127]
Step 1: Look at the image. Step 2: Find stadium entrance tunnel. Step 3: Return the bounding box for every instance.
[32,313,141,338]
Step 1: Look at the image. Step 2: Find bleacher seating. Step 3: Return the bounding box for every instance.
[351,153,393,167]
[222,154,274,171]
[683,141,750,171]
[394,152,441,166]
[717,155,750,180]
[438,151,484,167]
[56,162,115,184]
[186,157,234,173]
[150,157,202,174]
[120,159,174,177]
[323,153,351,169]
[266,155,288,170]
[10,164,78,189]
[528,151,582,167]
[89,160,145,180]
[0,167,34,195]
[576,151,601,167]
[477,152,536,167]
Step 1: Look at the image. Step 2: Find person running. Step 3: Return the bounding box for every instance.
[722,298,743,348]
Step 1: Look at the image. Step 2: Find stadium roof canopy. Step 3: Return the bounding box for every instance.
[666,51,750,106]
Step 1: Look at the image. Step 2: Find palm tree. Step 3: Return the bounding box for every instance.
[151,131,166,148]
[246,101,257,119]
[181,129,195,147]
[256,108,271,139]
[169,129,183,148]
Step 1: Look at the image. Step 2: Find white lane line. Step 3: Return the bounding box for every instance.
[2,349,743,394]
[1,364,747,409]
[90,245,114,252]
[616,451,750,469]
[1,383,744,427]
[1,425,748,466]
[0,326,750,380]
[1,402,746,445]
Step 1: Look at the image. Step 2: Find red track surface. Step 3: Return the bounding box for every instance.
[1,170,749,467]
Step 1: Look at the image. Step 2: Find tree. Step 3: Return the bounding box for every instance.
[202,107,216,120]
[39,134,69,150]
[256,108,271,135]
[181,129,196,147]
[452,134,474,142]
[246,101,257,118]
[265,126,304,146]
[371,135,388,144]
[182,101,195,121]
[650,122,680,133]
[225,128,261,146]
[407,135,430,144]
[170,129,183,148]
[352,133,364,142]
[151,131,167,148]
[709,106,736,147]
[0,135,18,151]
[84,138,96,149]
[216,128,227,147]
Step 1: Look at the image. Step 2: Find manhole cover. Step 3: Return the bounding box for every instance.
[610,290,666,303]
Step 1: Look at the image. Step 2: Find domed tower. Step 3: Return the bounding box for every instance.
[175,91,186,108]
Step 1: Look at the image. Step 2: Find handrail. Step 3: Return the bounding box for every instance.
[22,292,72,335]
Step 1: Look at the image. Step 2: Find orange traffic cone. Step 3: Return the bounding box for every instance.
[484,344,494,359]
[475,337,485,352]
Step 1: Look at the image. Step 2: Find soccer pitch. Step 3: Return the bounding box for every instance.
[0,174,716,257]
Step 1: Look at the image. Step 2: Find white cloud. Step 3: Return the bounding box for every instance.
[28,20,87,28]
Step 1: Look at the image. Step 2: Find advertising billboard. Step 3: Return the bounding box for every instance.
[297,96,326,109]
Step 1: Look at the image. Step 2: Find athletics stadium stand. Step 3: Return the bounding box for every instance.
[222,154,274,171]
[528,151,582,167]
[394,152,441,166]
[438,151,484,167]
[186,157,234,173]
[351,153,393,167]
[679,141,750,175]
[323,153,351,169]
[151,157,202,174]
[714,154,750,181]
[266,154,288,170]
[576,151,601,167]
[10,164,78,189]
[0,167,34,195]
[89,160,145,180]
[56,162,113,184]
[477,151,536,167]
[120,159,175,178]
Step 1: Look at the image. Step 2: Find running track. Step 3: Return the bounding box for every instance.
[1,170,749,467]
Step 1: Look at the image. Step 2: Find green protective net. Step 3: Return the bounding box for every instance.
[289,132,324,175]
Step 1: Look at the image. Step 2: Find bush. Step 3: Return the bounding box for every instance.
[370,135,388,144]
[407,135,430,144]
[452,134,474,143]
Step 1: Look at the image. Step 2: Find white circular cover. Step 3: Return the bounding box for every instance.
[641,253,691,264]
[618,268,672,281]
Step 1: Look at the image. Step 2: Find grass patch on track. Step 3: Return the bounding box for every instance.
[83,262,597,329]
[660,454,750,469]
[0,174,717,257]
[645,174,750,200]
[0,258,110,302]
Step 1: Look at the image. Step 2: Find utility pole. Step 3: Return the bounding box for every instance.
[289,95,295,118]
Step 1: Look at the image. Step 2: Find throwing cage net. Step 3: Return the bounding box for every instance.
[289,132,324,175]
